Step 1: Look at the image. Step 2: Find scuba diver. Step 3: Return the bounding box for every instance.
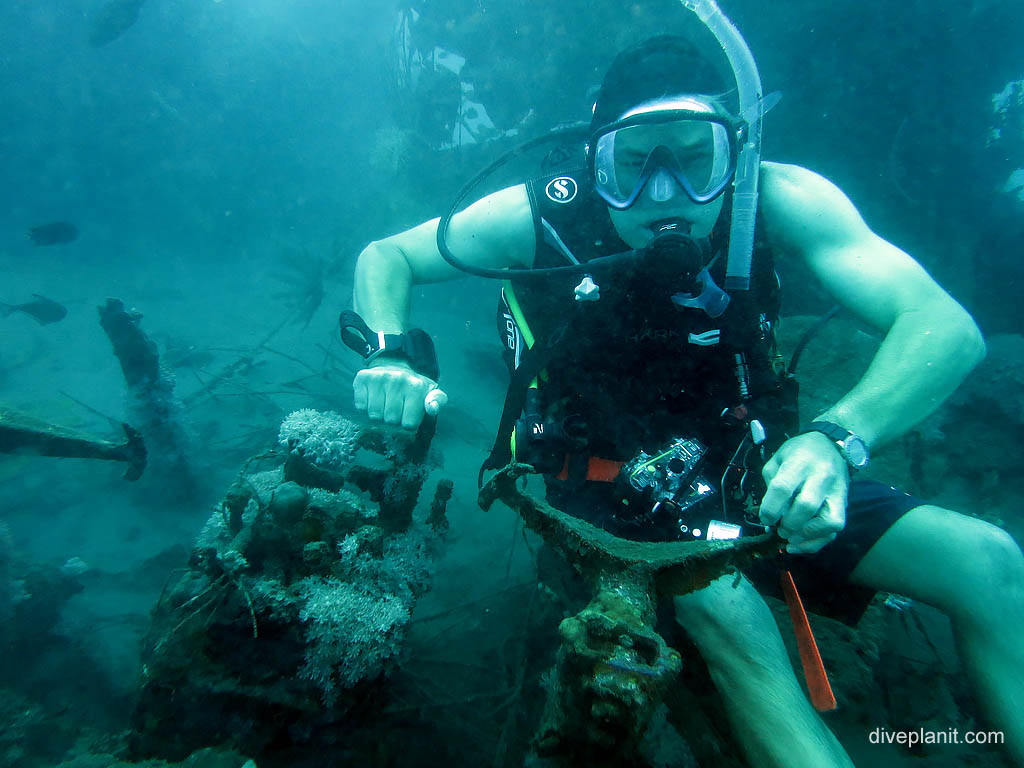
[346,2,1024,765]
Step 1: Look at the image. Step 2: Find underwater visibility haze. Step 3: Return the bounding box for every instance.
[1,0,1023,766]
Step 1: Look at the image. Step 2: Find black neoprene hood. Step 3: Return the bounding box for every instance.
[590,35,729,132]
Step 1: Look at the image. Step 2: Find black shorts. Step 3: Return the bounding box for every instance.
[746,480,925,624]
[547,477,924,625]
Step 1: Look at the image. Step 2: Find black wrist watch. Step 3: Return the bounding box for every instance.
[801,421,870,471]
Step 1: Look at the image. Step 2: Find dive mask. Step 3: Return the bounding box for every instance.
[587,97,743,210]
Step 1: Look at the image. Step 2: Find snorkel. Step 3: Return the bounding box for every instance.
[683,0,764,291]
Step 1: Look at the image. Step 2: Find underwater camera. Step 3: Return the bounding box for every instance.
[617,436,747,541]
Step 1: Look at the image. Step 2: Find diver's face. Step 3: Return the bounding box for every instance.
[605,120,726,247]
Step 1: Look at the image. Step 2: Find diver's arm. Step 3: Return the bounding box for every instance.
[351,184,536,428]
[760,162,985,449]
[353,184,536,334]
[755,162,984,553]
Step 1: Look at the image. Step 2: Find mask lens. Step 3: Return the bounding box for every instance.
[593,117,732,205]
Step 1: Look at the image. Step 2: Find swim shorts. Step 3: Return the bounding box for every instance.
[547,477,924,625]
[748,479,925,624]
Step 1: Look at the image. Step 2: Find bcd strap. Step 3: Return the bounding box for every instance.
[477,321,568,487]
[555,454,625,483]
[780,569,837,712]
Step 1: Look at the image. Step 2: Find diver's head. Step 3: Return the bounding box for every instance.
[587,36,739,248]
[589,36,727,134]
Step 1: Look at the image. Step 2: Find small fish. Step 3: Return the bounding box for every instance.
[1,294,68,325]
[27,221,78,246]
[89,0,147,47]
[596,655,666,680]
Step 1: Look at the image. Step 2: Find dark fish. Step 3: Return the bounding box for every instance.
[0,409,146,481]
[27,221,78,246]
[1,294,68,325]
[89,0,147,47]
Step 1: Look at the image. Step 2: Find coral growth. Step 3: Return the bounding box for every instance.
[279,409,361,471]
[270,246,334,328]
[534,573,683,765]
[131,411,450,762]
[296,576,411,704]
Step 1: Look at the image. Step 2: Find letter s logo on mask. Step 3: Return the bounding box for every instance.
[545,176,578,204]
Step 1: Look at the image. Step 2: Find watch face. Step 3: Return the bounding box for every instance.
[842,436,870,469]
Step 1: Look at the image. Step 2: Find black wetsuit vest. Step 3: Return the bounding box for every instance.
[487,166,798,526]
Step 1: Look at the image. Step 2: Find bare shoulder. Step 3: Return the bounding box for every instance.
[759,162,869,253]
[760,161,848,204]
[758,162,960,328]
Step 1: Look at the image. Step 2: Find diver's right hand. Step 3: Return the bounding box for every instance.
[353,362,447,430]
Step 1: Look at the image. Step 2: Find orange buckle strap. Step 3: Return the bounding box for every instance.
[780,569,837,712]
[554,455,625,483]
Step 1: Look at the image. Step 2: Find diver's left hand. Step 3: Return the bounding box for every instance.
[759,432,850,554]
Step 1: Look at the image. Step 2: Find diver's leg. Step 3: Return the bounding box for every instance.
[674,574,855,768]
[850,504,1024,766]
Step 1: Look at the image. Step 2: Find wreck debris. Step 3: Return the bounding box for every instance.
[479,462,779,765]
[130,410,451,763]
[0,407,146,480]
[98,298,196,494]
[427,478,454,533]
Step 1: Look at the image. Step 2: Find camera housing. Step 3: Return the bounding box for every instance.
[617,436,759,541]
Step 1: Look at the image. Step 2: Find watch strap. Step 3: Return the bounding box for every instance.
[803,421,850,443]
[801,421,867,470]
